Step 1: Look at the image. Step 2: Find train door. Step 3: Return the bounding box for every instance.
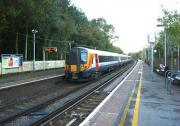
[68,48,80,72]
[77,49,80,72]
[90,54,99,79]
[95,54,99,71]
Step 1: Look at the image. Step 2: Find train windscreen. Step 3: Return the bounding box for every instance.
[68,49,78,65]
[80,49,87,64]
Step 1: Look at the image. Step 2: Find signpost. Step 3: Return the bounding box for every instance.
[44,47,57,53]
[43,47,57,70]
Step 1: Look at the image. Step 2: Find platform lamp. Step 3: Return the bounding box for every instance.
[32,29,38,71]
[157,24,166,67]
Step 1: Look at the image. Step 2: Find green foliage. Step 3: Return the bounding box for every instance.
[0,0,123,60]
[111,46,123,54]
[129,51,142,60]
[158,9,180,46]
[154,42,164,58]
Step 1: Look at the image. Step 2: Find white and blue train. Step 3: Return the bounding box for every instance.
[64,47,132,81]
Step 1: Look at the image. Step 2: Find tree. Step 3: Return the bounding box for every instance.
[154,41,164,59]
[129,51,142,60]
[0,0,124,61]
[158,9,180,47]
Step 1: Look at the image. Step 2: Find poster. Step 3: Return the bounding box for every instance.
[1,54,23,68]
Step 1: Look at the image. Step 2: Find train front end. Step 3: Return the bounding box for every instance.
[64,48,90,81]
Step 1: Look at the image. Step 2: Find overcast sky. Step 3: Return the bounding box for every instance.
[71,0,180,54]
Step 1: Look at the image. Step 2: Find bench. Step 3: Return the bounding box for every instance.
[156,64,169,76]
[165,70,180,94]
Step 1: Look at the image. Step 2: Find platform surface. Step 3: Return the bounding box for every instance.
[80,60,180,126]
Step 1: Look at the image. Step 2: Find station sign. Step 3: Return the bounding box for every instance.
[148,33,155,44]
[44,47,57,53]
[1,54,23,68]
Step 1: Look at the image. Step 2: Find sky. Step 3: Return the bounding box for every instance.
[71,0,180,54]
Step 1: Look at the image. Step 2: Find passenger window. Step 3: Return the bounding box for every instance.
[80,50,87,64]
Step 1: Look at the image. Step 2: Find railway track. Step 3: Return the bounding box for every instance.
[31,61,136,126]
[2,61,135,126]
[0,79,91,125]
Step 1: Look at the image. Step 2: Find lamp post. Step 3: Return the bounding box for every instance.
[178,45,179,70]
[148,33,155,81]
[157,24,167,66]
[32,29,38,71]
[69,41,74,50]
[158,49,160,60]
[154,49,157,66]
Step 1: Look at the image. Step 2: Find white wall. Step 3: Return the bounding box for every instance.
[0,60,65,75]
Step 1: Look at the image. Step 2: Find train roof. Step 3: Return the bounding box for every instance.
[74,47,130,57]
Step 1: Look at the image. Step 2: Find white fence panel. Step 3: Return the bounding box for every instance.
[0,60,65,75]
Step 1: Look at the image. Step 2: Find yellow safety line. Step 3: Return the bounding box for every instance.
[132,72,143,126]
[119,83,136,126]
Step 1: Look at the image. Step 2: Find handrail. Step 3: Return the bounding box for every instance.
[165,70,180,94]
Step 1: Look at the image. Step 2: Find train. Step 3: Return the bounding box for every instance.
[64,47,132,81]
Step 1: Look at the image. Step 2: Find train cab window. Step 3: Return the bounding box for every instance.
[80,50,88,64]
[69,49,78,65]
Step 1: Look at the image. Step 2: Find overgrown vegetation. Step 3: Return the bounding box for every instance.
[0,0,123,61]
[155,8,180,58]
[129,51,142,60]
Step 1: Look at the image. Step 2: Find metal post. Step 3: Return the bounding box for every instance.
[69,42,71,50]
[157,23,167,67]
[33,33,35,71]
[43,49,45,71]
[151,44,154,81]
[152,45,154,72]
[1,55,2,76]
[148,33,155,81]
[32,29,38,71]
[164,30,167,66]
[178,45,179,70]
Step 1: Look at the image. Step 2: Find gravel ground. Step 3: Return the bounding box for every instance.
[0,76,86,122]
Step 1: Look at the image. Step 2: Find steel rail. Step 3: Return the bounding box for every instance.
[32,62,136,126]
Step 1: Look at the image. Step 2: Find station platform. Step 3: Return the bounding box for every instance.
[80,60,180,126]
[0,68,64,90]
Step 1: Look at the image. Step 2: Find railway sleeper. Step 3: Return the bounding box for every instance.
[76,107,93,112]
[70,111,85,120]
[78,105,96,110]
[86,99,104,102]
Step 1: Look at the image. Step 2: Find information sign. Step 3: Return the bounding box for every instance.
[148,33,155,44]
[44,47,57,53]
[1,54,23,68]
